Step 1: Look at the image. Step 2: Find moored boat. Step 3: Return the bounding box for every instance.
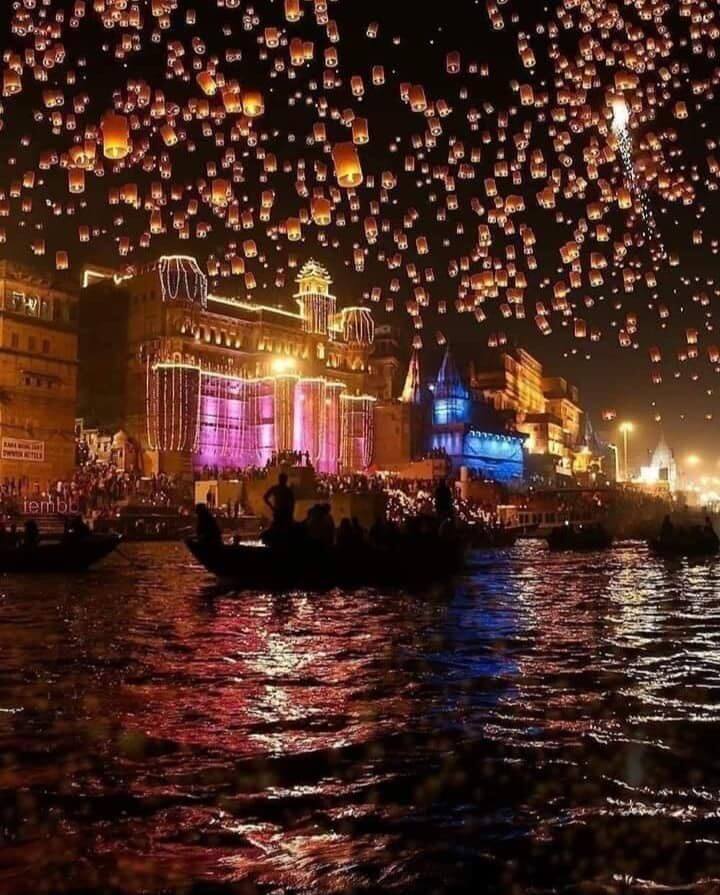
[0,533,121,573]
[547,523,613,552]
[186,533,465,590]
[467,525,518,549]
[649,531,720,558]
[93,505,194,542]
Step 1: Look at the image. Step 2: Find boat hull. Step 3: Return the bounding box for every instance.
[649,536,720,558]
[547,527,613,551]
[0,534,121,573]
[186,537,465,590]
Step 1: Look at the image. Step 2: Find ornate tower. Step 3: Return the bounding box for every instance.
[433,348,471,425]
[295,260,336,336]
[401,349,422,405]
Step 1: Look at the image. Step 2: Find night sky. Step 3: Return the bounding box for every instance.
[1,0,718,469]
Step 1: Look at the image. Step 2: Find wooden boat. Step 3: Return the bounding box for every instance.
[94,506,194,542]
[186,534,465,590]
[649,530,720,558]
[0,534,121,573]
[467,525,518,549]
[547,524,613,552]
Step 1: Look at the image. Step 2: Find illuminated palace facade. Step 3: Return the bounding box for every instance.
[0,260,78,486]
[79,258,377,476]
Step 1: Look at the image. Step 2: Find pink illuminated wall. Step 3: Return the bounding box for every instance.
[197,377,274,469]
[194,373,348,473]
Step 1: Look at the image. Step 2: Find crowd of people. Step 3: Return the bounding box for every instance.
[0,463,182,518]
[199,450,315,483]
[196,472,460,557]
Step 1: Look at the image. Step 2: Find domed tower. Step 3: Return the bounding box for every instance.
[295,260,336,336]
[157,255,208,309]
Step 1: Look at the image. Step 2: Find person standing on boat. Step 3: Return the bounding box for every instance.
[434,478,454,521]
[263,473,295,531]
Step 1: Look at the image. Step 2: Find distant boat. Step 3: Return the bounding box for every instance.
[649,530,720,558]
[186,535,465,590]
[547,524,613,552]
[467,525,518,549]
[93,505,194,542]
[0,534,121,573]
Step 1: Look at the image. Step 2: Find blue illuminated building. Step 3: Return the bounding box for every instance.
[430,348,525,484]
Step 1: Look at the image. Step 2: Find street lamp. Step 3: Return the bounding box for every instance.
[619,422,634,482]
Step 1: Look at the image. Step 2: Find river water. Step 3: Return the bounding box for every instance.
[1,541,720,894]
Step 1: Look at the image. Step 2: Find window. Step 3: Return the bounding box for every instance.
[28,336,36,352]
[8,291,53,320]
[10,333,18,349]
[42,339,50,354]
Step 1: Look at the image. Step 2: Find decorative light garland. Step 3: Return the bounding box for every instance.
[146,357,202,453]
[147,359,370,471]
[340,394,376,471]
[340,307,375,346]
[158,255,208,308]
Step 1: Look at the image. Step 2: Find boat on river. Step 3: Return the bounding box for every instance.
[649,530,720,558]
[467,525,518,549]
[186,534,465,590]
[93,505,194,542]
[0,533,121,573]
[547,523,613,551]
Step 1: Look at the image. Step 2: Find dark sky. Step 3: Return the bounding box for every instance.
[0,0,718,469]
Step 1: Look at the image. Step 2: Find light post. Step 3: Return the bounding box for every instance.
[619,422,634,482]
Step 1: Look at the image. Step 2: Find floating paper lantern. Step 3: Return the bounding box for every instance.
[101,112,131,160]
[332,142,363,188]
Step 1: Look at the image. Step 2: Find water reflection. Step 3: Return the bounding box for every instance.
[1,542,720,893]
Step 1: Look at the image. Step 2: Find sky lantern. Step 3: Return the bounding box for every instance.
[101,112,131,160]
[196,71,217,96]
[2,69,21,96]
[211,179,231,207]
[332,143,363,188]
[242,90,264,118]
[284,0,301,22]
[352,118,369,145]
[68,168,85,193]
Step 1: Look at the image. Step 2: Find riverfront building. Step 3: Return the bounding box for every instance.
[79,257,378,477]
[372,344,609,485]
[0,260,78,487]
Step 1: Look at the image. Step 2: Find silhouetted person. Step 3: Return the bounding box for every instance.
[337,518,355,552]
[704,517,718,546]
[434,478,454,519]
[305,503,335,549]
[263,473,295,530]
[196,503,222,546]
[23,519,40,549]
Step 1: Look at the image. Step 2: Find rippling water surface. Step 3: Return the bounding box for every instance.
[2,541,720,894]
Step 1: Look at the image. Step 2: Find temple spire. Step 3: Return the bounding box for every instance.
[434,347,468,400]
[401,349,422,404]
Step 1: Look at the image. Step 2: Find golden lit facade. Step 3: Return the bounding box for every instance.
[0,260,78,486]
[470,349,588,475]
[80,258,376,476]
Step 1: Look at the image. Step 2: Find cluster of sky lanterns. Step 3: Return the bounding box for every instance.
[0,0,719,420]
